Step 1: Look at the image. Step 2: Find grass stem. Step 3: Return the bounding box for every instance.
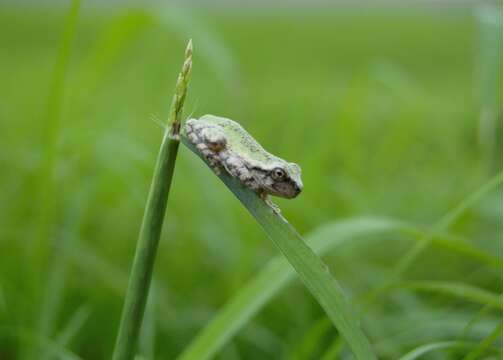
[112,39,192,360]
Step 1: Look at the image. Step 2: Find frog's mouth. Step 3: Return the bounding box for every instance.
[271,182,302,199]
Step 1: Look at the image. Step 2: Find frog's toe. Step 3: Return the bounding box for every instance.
[260,193,281,214]
[266,199,281,214]
[187,131,198,143]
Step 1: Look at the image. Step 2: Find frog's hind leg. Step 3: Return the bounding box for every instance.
[198,127,227,175]
[201,127,227,153]
[185,121,224,175]
[192,142,222,175]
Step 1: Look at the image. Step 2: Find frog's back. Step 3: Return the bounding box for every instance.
[199,115,278,165]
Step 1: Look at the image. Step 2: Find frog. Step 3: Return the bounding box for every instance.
[184,115,303,212]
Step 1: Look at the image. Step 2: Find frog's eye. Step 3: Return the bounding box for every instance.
[271,167,286,181]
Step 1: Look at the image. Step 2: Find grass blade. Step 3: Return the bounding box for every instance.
[358,169,503,309]
[463,320,503,360]
[54,306,91,351]
[34,0,81,262]
[394,170,503,279]
[181,140,376,360]
[460,292,503,340]
[398,341,471,360]
[398,281,503,310]
[112,40,193,360]
[32,1,81,358]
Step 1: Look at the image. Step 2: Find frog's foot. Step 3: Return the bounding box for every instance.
[259,191,281,214]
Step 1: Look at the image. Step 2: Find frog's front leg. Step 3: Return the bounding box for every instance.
[258,190,281,214]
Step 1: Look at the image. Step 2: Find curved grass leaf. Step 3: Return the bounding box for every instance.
[460,292,503,340]
[394,170,503,278]
[181,139,376,360]
[397,281,503,310]
[398,341,471,360]
[356,170,503,316]
[399,339,503,360]
[463,320,503,360]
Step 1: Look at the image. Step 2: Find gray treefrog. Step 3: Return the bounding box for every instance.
[184,115,303,212]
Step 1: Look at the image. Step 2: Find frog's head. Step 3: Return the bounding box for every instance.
[265,162,303,199]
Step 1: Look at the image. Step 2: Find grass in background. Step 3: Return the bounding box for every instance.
[475,4,503,175]
[1,3,503,359]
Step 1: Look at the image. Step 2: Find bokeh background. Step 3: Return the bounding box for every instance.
[2,1,503,359]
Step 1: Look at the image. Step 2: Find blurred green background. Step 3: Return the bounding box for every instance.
[2,1,503,359]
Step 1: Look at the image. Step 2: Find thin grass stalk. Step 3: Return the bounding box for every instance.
[34,0,80,259]
[112,39,193,360]
[30,1,81,358]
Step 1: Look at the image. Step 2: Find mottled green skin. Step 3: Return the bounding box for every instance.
[184,115,303,203]
[198,115,301,175]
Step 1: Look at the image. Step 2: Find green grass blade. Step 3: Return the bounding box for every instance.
[289,317,332,360]
[398,341,470,360]
[138,289,157,359]
[394,170,503,278]
[349,170,503,312]
[320,338,344,360]
[54,306,91,351]
[34,0,81,258]
[0,284,4,313]
[112,40,192,360]
[354,172,503,308]
[181,140,376,360]
[463,320,503,360]
[460,292,503,340]
[33,1,81,358]
[398,281,503,309]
